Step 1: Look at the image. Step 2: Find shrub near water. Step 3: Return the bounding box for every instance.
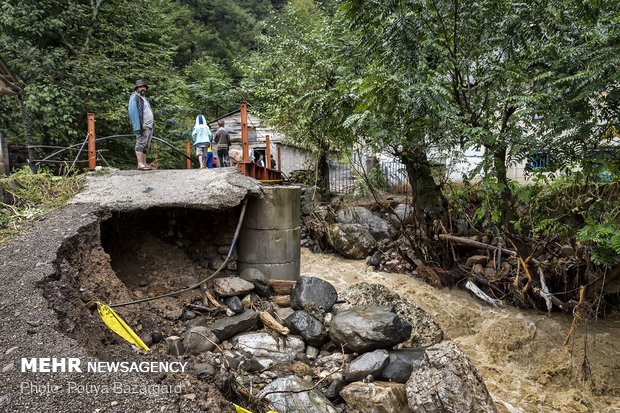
[0,167,85,243]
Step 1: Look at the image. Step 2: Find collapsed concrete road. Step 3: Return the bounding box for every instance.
[0,169,264,412]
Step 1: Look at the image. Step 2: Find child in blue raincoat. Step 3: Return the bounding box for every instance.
[192,114,213,169]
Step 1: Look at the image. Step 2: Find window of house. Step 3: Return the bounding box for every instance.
[529,153,549,170]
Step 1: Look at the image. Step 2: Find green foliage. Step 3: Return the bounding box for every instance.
[0,167,84,243]
[578,222,620,268]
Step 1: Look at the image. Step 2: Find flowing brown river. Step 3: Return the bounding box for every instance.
[300,248,620,413]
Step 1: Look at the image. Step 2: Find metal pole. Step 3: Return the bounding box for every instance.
[241,101,249,162]
[265,134,271,170]
[277,144,281,172]
[186,141,191,169]
[87,113,96,170]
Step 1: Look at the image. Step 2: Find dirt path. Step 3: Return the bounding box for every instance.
[301,248,620,413]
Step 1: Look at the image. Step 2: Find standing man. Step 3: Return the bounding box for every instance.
[214,120,230,167]
[128,79,154,170]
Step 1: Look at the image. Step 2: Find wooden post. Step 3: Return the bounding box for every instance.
[277,144,281,172]
[265,134,271,169]
[186,141,191,169]
[87,113,96,170]
[241,101,249,162]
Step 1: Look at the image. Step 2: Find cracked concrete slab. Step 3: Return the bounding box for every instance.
[71,168,263,210]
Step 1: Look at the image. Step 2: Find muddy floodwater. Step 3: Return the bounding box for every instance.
[300,248,620,413]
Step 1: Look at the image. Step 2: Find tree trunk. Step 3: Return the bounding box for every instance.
[318,146,330,193]
[401,147,445,228]
[491,146,515,230]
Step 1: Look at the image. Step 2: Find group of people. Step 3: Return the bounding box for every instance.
[191,115,231,169]
[127,79,230,170]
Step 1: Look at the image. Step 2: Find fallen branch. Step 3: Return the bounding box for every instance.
[259,311,289,336]
[465,280,502,307]
[438,234,517,256]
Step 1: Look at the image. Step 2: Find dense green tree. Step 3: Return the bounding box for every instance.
[242,0,355,191]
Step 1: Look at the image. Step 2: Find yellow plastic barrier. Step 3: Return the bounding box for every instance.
[233,403,278,413]
[96,302,150,351]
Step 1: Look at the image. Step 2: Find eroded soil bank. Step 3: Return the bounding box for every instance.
[301,249,620,413]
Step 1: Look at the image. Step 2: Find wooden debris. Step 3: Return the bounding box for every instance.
[465,280,502,307]
[266,279,296,295]
[258,310,289,336]
[438,234,516,256]
[273,295,291,307]
[204,288,225,308]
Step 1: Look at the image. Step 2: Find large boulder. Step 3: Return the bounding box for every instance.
[406,341,498,413]
[386,204,414,229]
[338,283,443,347]
[258,375,338,413]
[337,206,395,240]
[328,223,376,259]
[291,276,338,314]
[329,306,412,353]
[340,381,410,413]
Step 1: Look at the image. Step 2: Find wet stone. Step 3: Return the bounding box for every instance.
[323,378,346,401]
[328,223,376,260]
[182,326,219,355]
[231,332,305,366]
[329,306,412,353]
[340,381,409,413]
[284,310,328,346]
[213,277,254,297]
[344,350,390,383]
[366,250,382,267]
[378,349,425,384]
[208,309,259,342]
[291,276,338,314]
[258,375,337,413]
[193,362,215,379]
[225,296,244,314]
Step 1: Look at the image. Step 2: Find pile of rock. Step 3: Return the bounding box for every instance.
[161,274,497,413]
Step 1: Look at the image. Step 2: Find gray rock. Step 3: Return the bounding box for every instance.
[182,327,219,355]
[182,310,196,320]
[258,375,337,413]
[306,345,320,360]
[165,336,184,357]
[226,260,237,271]
[323,378,346,401]
[193,362,215,379]
[315,353,352,373]
[329,306,412,353]
[387,204,414,229]
[231,332,305,367]
[328,223,377,259]
[291,276,338,314]
[406,341,498,413]
[344,350,390,383]
[341,381,410,413]
[560,245,574,257]
[284,310,328,346]
[337,207,395,240]
[338,283,443,348]
[378,349,425,383]
[275,306,295,323]
[225,296,244,314]
[209,256,225,270]
[208,309,259,341]
[212,277,254,297]
[366,250,382,267]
